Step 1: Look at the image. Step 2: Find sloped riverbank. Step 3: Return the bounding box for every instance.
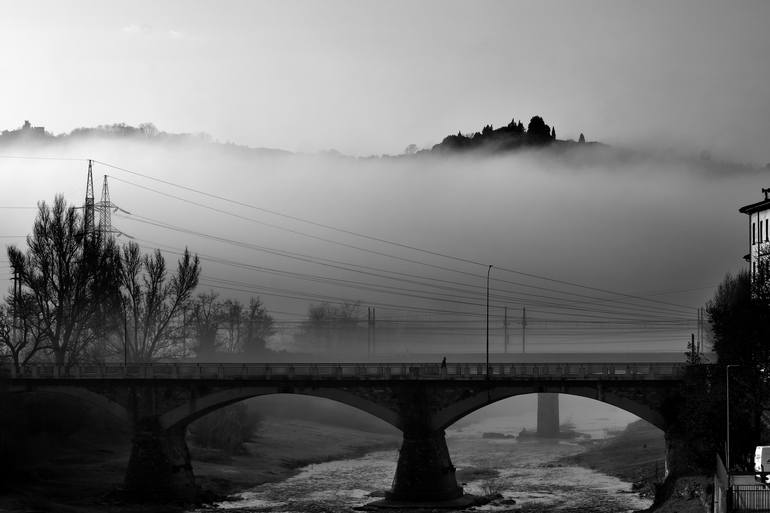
[557,419,666,499]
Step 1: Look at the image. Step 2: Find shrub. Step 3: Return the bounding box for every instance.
[189,403,261,454]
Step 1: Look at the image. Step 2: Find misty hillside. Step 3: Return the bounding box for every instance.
[0,117,602,159]
[4,119,756,172]
[0,120,292,158]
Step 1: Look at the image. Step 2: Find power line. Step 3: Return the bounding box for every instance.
[92,158,698,311]
[0,154,704,317]
[109,179,694,318]
[120,215,693,322]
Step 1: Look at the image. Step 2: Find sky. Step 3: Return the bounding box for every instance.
[0,0,768,162]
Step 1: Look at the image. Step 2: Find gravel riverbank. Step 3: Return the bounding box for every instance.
[558,419,666,499]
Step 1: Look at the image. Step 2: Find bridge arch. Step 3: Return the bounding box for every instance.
[159,386,402,431]
[7,385,131,424]
[433,386,666,431]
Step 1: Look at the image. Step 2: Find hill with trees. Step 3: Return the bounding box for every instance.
[428,115,594,155]
[0,120,291,157]
[0,116,599,159]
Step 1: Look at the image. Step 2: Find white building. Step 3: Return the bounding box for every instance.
[739,188,770,279]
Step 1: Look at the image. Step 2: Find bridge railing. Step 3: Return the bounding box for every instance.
[0,362,687,380]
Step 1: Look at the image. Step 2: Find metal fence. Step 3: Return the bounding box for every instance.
[729,484,770,512]
[0,361,686,381]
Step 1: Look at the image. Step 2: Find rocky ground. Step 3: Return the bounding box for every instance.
[559,419,667,499]
[558,420,711,512]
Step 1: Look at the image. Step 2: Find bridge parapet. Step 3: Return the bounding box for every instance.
[1,361,687,381]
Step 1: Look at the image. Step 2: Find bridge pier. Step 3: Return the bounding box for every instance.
[537,393,560,437]
[388,428,463,501]
[125,418,196,500]
[387,384,463,502]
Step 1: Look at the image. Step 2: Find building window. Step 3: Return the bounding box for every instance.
[754,222,757,244]
[765,219,768,241]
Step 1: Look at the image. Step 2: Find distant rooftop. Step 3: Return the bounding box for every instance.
[739,188,770,214]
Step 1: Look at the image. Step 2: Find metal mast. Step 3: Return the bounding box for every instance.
[98,174,112,241]
[83,159,95,245]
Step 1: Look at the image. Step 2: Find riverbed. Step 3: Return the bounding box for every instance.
[194,432,652,513]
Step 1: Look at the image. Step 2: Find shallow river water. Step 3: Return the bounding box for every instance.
[193,432,651,513]
[191,397,654,513]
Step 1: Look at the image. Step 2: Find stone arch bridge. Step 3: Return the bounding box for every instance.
[1,361,702,502]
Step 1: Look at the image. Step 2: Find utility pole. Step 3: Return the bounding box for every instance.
[182,304,188,359]
[504,306,509,354]
[522,306,527,353]
[11,269,19,345]
[726,364,740,472]
[486,265,492,380]
[368,307,376,358]
[699,307,704,355]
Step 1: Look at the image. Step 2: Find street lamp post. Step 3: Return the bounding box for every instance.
[726,364,740,472]
[486,264,492,380]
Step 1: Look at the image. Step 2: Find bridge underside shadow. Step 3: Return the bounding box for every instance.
[114,377,682,502]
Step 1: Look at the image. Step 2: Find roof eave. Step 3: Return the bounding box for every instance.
[739,199,770,214]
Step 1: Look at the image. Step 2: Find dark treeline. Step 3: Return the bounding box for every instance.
[0,195,278,368]
[706,262,770,471]
[427,115,589,154]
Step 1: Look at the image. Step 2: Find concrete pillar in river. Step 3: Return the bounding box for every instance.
[387,383,464,502]
[388,428,463,501]
[124,418,197,500]
[537,393,560,437]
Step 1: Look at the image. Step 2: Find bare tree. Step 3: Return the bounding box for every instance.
[242,297,275,358]
[300,301,361,352]
[0,294,45,370]
[219,299,243,353]
[192,291,223,360]
[117,242,200,362]
[6,196,121,367]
